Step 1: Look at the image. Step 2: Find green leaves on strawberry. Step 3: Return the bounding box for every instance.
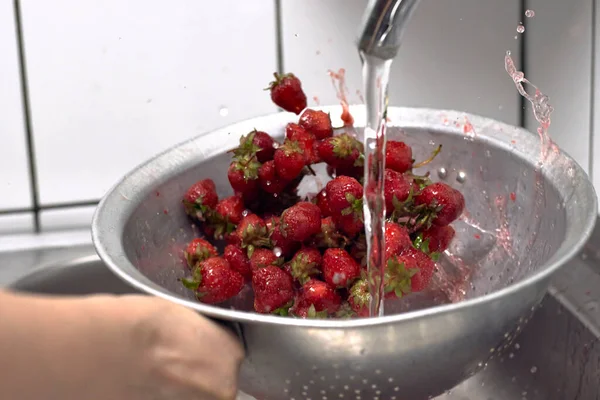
[384,256,418,298]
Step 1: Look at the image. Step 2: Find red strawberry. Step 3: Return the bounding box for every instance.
[252,265,295,314]
[280,202,322,242]
[227,160,260,200]
[317,133,364,169]
[292,279,341,318]
[348,278,371,317]
[386,141,413,173]
[224,244,252,280]
[268,73,307,115]
[384,169,413,214]
[258,160,289,194]
[183,238,218,268]
[183,179,219,221]
[384,223,411,260]
[231,130,276,164]
[315,188,331,217]
[325,176,364,238]
[235,214,270,255]
[311,216,350,249]
[214,195,245,225]
[421,225,455,253]
[288,247,322,284]
[267,216,299,258]
[322,248,361,288]
[325,176,363,214]
[400,247,436,292]
[252,131,276,163]
[299,109,334,140]
[383,254,419,298]
[285,123,320,164]
[181,257,244,304]
[274,140,305,181]
[250,248,283,271]
[415,182,465,226]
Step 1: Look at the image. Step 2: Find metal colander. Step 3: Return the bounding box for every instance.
[92,106,596,399]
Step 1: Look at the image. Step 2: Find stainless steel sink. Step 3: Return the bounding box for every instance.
[9,250,600,400]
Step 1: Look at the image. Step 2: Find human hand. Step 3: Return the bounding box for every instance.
[85,294,244,400]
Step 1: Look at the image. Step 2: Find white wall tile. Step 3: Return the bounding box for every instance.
[281,0,522,126]
[0,213,34,235]
[0,1,32,210]
[40,205,96,232]
[21,0,278,205]
[526,0,593,174]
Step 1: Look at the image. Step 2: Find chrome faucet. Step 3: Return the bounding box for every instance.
[357,0,422,60]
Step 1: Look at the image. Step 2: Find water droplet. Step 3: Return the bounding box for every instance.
[530,366,537,373]
[515,343,521,349]
[294,33,299,37]
[456,171,467,183]
[438,167,447,179]
[517,24,525,33]
[525,9,535,18]
[273,247,283,257]
[219,106,229,117]
[509,352,515,358]
[506,50,512,56]
[242,209,250,217]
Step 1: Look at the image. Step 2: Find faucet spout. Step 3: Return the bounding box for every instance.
[357,0,422,60]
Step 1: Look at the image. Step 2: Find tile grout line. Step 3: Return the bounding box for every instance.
[0,199,101,217]
[274,0,284,75]
[12,0,41,232]
[518,0,528,129]
[589,0,596,182]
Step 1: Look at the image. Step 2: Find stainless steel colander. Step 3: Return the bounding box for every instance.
[92,106,597,399]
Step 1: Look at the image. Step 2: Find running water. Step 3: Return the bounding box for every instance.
[360,53,393,317]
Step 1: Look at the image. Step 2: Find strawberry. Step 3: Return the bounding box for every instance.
[384,169,413,214]
[267,216,299,258]
[280,202,322,242]
[325,176,363,214]
[252,131,276,163]
[421,225,455,253]
[181,257,244,304]
[348,278,371,317]
[399,247,436,292]
[325,176,364,237]
[274,140,305,181]
[315,188,331,217]
[227,159,260,200]
[258,160,289,194]
[183,238,218,269]
[252,265,295,314]
[318,133,364,169]
[285,123,320,164]
[183,179,219,221]
[384,222,411,260]
[235,214,270,256]
[415,182,465,226]
[288,247,322,284]
[292,279,341,318]
[250,248,283,271]
[386,141,413,173]
[214,195,245,225]
[322,248,361,288]
[223,244,252,281]
[299,109,334,140]
[267,72,307,114]
[383,254,419,298]
[311,217,350,249]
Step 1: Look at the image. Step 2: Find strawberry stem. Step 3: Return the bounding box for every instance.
[413,145,442,169]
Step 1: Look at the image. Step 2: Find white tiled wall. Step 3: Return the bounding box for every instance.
[0,0,598,235]
[281,0,522,126]
[0,2,32,210]
[525,0,593,174]
[20,0,278,205]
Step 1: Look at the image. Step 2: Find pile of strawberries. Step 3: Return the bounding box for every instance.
[180,72,465,318]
